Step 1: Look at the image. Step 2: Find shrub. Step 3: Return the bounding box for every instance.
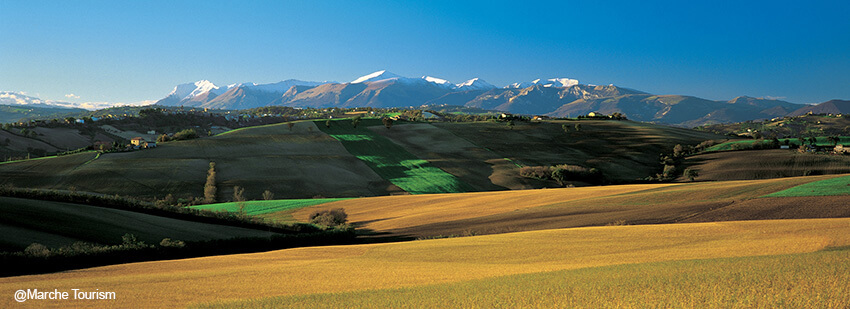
[309,208,348,227]
[519,166,551,180]
[172,128,199,141]
[24,243,51,257]
[550,164,603,185]
[159,238,186,248]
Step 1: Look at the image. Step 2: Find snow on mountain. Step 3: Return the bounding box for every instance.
[351,70,403,83]
[455,78,497,91]
[168,80,221,101]
[232,80,325,93]
[421,76,454,87]
[506,78,580,88]
[545,78,579,88]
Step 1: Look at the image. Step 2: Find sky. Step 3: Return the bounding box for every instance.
[1,0,849,107]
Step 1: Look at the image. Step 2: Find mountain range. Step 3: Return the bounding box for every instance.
[153,70,822,127]
[4,71,845,127]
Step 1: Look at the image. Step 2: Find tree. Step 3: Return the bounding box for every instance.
[574,123,582,131]
[562,124,571,134]
[684,168,699,182]
[351,116,362,128]
[382,117,394,129]
[506,120,515,130]
[233,185,246,202]
[204,162,216,203]
[262,190,274,200]
[287,122,295,131]
[325,119,331,128]
[672,144,686,158]
[156,134,170,143]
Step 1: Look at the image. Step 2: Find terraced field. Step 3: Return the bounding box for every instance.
[2,218,848,308]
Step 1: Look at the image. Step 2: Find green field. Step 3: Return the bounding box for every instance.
[317,119,473,194]
[205,248,850,308]
[191,198,350,216]
[764,174,850,197]
[705,136,849,152]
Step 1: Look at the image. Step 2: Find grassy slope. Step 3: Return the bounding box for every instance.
[2,218,848,308]
[316,119,474,194]
[0,197,277,251]
[434,120,727,182]
[290,174,850,238]
[211,248,850,308]
[0,121,401,199]
[191,198,350,217]
[682,149,850,181]
[764,174,850,197]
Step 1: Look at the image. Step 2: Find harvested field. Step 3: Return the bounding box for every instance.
[2,218,848,308]
[681,149,850,181]
[292,175,849,238]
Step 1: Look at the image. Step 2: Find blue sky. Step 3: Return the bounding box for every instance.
[1,0,849,107]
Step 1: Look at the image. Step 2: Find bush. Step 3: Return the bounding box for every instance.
[519,166,551,180]
[159,238,186,248]
[24,243,51,257]
[550,164,603,185]
[309,208,348,227]
[172,128,199,141]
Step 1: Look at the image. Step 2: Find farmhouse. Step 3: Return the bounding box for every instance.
[130,137,145,146]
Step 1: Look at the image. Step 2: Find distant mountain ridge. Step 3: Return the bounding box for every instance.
[153,70,819,127]
[787,100,850,116]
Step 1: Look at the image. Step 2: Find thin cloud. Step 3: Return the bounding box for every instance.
[78,100,157,110]
[65,93,80,99]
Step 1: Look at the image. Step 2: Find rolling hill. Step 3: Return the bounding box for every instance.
[0,197,278,251]
[0,119,725,200]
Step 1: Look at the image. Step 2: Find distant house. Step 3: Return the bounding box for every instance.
[532,115,550,121]
[143,141,157,148]
[587,112,606,117]
[130,137,145,146]
[836,144,847,154]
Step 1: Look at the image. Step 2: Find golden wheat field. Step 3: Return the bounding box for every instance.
[285,174,846,237]
[2,218,849,308]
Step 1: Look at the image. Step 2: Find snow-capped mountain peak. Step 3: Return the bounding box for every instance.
[455,78,496,91]
[351,70,402,83]
[169,80,221,101]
